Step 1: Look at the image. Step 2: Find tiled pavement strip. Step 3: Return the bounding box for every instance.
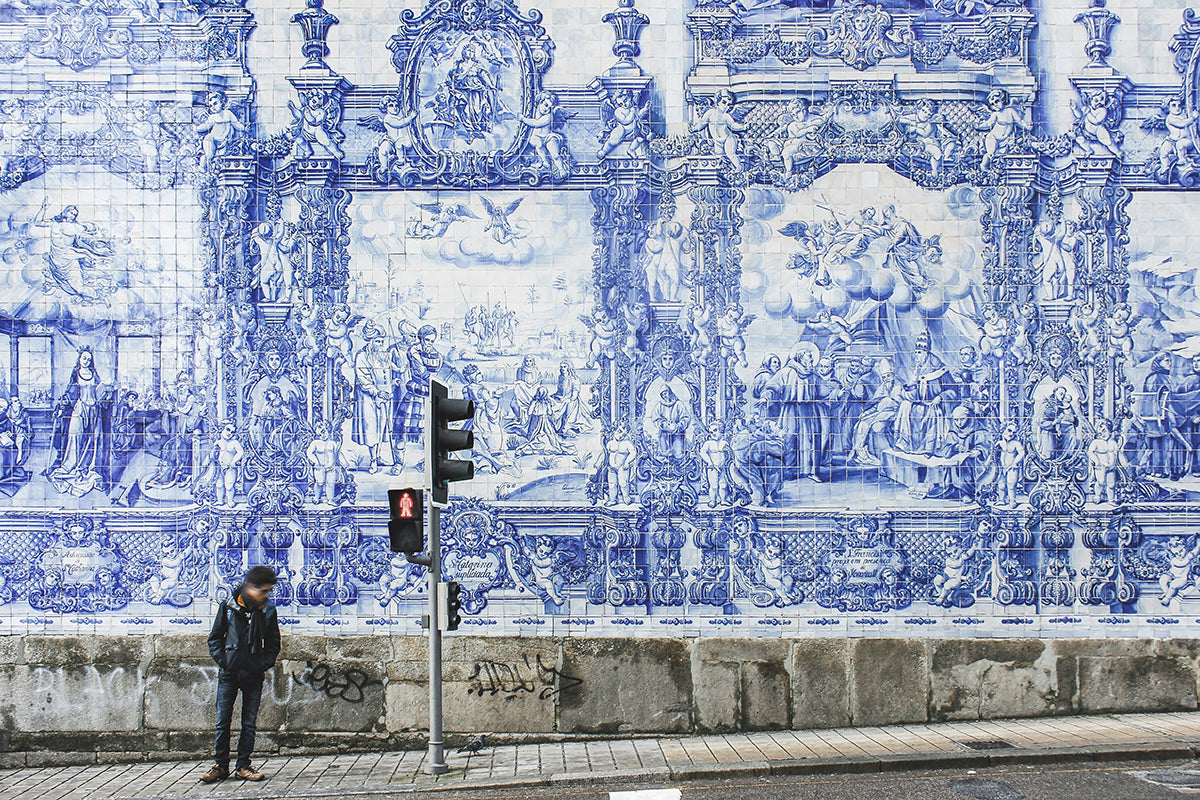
[3,712,1200,800]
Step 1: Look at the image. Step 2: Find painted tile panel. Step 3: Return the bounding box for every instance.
[0,0,1192,636]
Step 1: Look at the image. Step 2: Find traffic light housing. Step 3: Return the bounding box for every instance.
[387,487,423,553]
[437,580,462,631]
[430,379,475,505]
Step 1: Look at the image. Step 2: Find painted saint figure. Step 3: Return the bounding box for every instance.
[760,341,826,482]
[461,364,516,475]
[394,325,444,450]
[1035,218,1083,302]
[47,349,108,497]
[508,355,574,456]
[894,331,956,456]
[34,200,114,303]
[654,386,690,459]
[250,222,298,304]
[443,40,502,142]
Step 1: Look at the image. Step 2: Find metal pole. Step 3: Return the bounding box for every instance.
[425,375,448,775]
[425,500,447,774]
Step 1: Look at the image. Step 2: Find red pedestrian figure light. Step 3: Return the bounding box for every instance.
[388,488,423,553]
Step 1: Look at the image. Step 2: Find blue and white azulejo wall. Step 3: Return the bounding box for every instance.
[1,0,1199,640]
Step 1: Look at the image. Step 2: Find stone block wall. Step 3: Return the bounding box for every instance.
[2,635,1196,763]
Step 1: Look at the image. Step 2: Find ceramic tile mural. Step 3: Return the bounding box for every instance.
[4,0,1200,639]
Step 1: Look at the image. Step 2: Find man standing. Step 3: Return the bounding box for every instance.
[352,323,392,473]
[760,342,823,482]
[200,565,281,783]
[895,331,957,455]
[395,325,444,451]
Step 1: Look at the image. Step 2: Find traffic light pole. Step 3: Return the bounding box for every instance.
[425,499,447,775]
[420,377,473,776]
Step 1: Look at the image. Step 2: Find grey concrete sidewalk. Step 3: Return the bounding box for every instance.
[4,712,1200,800]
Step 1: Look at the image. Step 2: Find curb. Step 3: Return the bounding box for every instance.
[109,740,1200,800]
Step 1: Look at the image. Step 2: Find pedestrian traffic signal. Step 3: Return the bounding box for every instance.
[430,379,474,505]
[387,487,423,553]
[437,580,462,631]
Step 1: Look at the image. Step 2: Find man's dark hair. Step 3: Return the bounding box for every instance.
[245,565,277,587]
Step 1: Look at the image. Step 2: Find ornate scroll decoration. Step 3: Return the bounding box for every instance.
[24,2,132,71]
[440,499,520,614]
[1080,514,1140,606]
[587,181,652,504]
[296,516,359,607]
[816,514,911,612]
[649,518,688,606]
[807,4,912,71]
[700,12,1025,71]
[385,0,558,186]
[585,515,648,607]
[690,514,738,608]
[1037,517,1077,606]
[28,517,131,613]
[980,185,1035,300]
[249,515,297,605]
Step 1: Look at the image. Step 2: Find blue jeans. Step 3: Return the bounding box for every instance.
[213,670,265,770]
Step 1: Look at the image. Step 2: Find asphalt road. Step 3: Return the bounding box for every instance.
[344,759,1200,800]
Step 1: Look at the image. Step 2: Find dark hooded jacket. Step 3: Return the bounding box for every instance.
[208,585,281,681]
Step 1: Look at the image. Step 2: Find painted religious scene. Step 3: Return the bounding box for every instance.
[0,169,205,510]
[737,170,991,508]
[3,0,1200,639]
[343,190,600,504]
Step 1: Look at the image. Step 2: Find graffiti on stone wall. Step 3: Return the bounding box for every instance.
[466,653,582,701]
[291,660,383,705]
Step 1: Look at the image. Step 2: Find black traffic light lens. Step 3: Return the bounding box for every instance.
[437,428,473,454]
[437,398,474,424]
[389,519,423,553]
[437,458,474,484]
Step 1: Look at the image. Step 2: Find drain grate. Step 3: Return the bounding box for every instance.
[951,777,1025,800]
[959,739,1016,751]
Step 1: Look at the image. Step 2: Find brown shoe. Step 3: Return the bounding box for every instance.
[234,766,266,781]
[199,765,228,783]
